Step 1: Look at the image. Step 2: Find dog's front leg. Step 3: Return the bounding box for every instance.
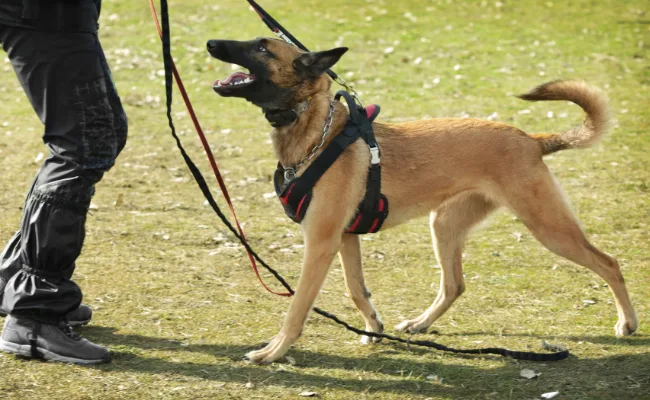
[339,234,384,344]
[245,224,342,364]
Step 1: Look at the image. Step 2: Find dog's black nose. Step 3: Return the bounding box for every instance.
[207,40,218,50]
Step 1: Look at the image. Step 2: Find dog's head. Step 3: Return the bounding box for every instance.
[207,37,347,110]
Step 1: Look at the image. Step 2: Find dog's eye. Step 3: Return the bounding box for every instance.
[257,43,267,53]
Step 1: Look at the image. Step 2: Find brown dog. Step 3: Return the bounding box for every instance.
[207,37,638,364]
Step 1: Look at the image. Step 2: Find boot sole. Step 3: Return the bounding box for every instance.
[0,338,110,365]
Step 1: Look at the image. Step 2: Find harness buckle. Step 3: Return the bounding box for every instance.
[369,146,380,165]
[284,167,297,182]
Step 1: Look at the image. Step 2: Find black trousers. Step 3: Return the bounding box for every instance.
[0,25,127,323]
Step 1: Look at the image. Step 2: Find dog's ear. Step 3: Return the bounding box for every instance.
[293,47,348,79]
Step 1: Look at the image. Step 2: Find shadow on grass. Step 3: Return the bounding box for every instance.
[81,326,476,397]
[79,326,650,398]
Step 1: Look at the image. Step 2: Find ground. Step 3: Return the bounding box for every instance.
[0,0,649,399]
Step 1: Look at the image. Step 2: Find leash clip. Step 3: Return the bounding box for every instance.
[369,146,380,165]
[334,76,363,107]
[272,29,295,46]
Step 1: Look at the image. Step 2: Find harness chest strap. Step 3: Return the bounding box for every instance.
[274,91,388,235]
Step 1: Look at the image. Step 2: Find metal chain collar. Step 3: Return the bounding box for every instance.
[283,99,335,182]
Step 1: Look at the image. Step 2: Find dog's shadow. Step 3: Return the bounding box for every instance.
[81,326,469,397]
[80,325,650,397]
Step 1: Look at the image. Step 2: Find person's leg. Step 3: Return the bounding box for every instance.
[1,230,93,326]
[0,25,126,363]
[0,232,21,297]
[0,29,127,323]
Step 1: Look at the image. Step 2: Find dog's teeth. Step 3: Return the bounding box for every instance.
[244,78,251,83]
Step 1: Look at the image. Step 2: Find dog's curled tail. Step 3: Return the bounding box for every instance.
[518,80,610,155]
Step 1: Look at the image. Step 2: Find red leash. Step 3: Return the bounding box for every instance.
[148,0,292,297]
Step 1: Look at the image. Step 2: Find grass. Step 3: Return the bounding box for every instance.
[1,0,649,398]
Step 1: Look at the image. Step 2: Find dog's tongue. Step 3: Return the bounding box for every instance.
[213,71,255,87]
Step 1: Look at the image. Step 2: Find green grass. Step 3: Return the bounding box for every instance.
[1,0,649,398]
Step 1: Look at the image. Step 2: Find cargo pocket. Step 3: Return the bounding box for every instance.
[71,77,118,173]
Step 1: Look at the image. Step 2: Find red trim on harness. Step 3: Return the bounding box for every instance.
[365,104,376,118]
[295,195,308,221]
[367,198,386,233]
[280,183,294,206]
[347,214,362,232]
[368,219,380,233]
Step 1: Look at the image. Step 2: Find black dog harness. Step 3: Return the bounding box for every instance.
[273,91,389,234]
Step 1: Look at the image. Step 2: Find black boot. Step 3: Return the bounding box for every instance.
[65,304,92,327]
[0,315,110,364]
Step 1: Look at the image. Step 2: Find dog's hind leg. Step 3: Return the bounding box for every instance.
[396,193,497,334]
[505,168,637,336]
[339,233,384,344]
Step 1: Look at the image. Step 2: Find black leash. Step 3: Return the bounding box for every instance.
[156,0,569,362]
[247,0,336,80]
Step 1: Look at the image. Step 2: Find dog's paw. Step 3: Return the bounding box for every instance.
[360,321,384,345]
[244,334,295,364]
[395,319,429,334]
[615,318,638,337]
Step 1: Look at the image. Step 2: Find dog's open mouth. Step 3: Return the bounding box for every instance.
[213,71,256,93]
